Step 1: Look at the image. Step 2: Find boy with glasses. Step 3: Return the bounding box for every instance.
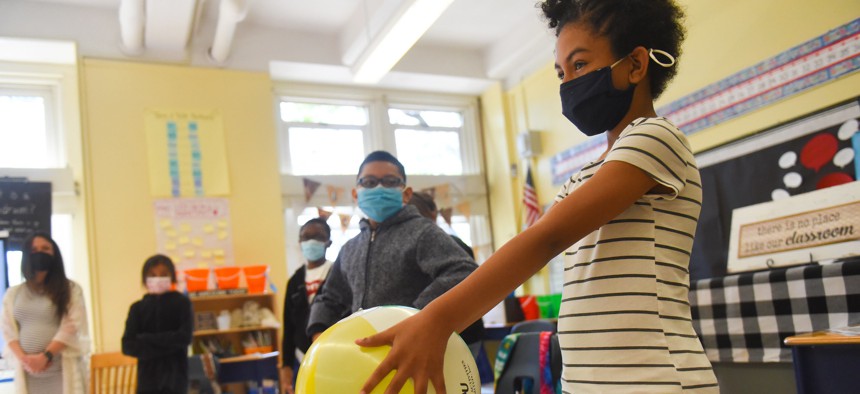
[307,151,484,344]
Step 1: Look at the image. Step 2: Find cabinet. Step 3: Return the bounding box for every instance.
[189,292,280,363]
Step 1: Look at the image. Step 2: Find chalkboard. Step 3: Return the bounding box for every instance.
[0,181,51,251]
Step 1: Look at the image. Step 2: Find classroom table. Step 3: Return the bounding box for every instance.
[784,330,860,394]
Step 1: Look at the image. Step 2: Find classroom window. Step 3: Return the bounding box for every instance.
[0,86,61,168]
[279,101,368,175]
[389,108,464,175]
[276,88,491,269]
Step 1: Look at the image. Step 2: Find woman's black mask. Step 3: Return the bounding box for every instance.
[30,252,55,272]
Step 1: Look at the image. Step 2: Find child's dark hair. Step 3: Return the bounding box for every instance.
[408,191,437,220]
[540,0,686,98]
[141,254,177,284]
[22,233,70,321]
[300,217,332,239]
[358,150,407,182]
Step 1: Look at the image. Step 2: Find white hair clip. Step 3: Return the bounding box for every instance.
[649,49,676,67]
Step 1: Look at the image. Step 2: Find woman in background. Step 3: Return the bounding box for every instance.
[1,233,90,394]
[122,254,193,394]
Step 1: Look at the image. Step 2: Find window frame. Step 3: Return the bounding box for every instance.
[0,82,64,169]
[273,83,490,269]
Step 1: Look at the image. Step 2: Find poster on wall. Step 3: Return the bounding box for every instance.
[145,109,231,197]
[153,198,234,272]
[690,99,859,279]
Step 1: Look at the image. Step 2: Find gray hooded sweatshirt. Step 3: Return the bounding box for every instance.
[307,204,477,337]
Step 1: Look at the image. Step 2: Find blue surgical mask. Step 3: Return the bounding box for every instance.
[560,56,634,137]
[357,186,404,223]
[300,240,327,262]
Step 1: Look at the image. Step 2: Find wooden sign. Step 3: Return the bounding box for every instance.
[728,181,860,273]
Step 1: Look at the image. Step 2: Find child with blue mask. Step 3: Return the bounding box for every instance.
[281,218,333,394]
[353,154,411,224]
[307,150,484,351]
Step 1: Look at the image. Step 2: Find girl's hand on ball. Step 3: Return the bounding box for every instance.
[356,311,452,394]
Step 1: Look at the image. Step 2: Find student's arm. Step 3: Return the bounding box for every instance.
[358,160,658,394]
[306,259,352,339]
[124,296,194,360]
[121,303,143,358]
[281,275,299,394]
[135,295,194,351]
[411,228,477,310]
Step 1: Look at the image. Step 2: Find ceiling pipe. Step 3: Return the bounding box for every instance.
[208,0,251,64]
[118,0,146,55]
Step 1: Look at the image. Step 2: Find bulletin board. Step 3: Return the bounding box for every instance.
[690,98,860,280]
[153,198,234,271]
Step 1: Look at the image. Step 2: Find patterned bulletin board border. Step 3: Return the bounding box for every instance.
[550,18,860,185]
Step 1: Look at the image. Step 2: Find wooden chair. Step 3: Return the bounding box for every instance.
[89,352,137,394]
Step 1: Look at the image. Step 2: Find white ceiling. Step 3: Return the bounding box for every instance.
[0,0,557,95]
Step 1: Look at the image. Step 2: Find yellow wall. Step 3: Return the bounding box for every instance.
[479,83,518,249]
[80,59,287,352]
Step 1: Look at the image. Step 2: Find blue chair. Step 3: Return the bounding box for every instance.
[494,332,561,394]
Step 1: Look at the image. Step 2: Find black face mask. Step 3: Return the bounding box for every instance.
[29,252,55,272]
[559,56,634,137]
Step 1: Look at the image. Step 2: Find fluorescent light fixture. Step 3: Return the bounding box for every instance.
[351,0,455,84]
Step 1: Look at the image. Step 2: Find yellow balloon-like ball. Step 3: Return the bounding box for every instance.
[296,306,479,394]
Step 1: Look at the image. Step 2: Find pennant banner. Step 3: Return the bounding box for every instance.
[338,213,352,232]
[303,178,321,203]
[456,201,471,220]
[317,207,333,220]
[435,184,451,207]
[440,207,453,226]
[326,185,345,206]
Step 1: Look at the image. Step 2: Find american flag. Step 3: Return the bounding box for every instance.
[523,165,541,228]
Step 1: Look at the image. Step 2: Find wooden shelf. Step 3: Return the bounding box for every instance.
[190,292,279,361]
[194,325,278,337]
[219,351,279,364]
[188,292,272,302]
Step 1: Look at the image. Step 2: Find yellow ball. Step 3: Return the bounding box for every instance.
[296,306,479,394]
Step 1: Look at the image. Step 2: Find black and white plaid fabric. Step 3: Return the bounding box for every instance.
[690,259,860,362]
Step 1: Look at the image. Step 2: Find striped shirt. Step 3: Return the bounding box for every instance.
[554,117,718,393]
[14,285,64,392]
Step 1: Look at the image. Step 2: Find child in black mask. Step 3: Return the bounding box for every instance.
[356,1,719,393]
[1,233,90,393]
[122,254,193,394]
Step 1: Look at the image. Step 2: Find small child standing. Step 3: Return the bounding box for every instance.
[122,255,194,394]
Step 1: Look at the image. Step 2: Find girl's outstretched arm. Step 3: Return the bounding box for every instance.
[357,160,658,394]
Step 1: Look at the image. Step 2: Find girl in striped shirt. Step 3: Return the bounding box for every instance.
[358,1,719,393]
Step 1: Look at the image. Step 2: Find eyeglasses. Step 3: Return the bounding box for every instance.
[356,176,405,189]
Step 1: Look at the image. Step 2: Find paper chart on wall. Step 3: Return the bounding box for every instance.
[154,198,233,271]
[144,109,231,197]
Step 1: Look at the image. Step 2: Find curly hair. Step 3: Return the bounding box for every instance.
[539,0,686,98]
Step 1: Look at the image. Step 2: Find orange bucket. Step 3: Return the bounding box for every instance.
[184,268,210,292]
[214,266,241,290]
[242,265,269,294]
